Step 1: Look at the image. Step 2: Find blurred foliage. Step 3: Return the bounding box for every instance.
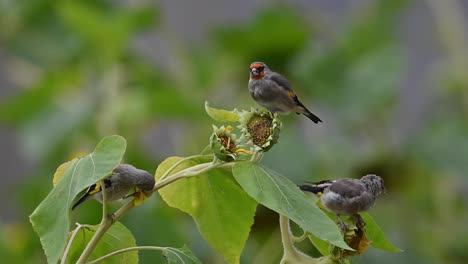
[0,0,467,263]
[214,6,309,69]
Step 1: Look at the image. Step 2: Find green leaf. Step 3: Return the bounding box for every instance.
[205,101,240,122]
[162,245,202,264]
[52,160,74,187]
[360,212,402,252]
[155,157,257,264]
[200,144,212,155]
[65,222,138,264]
[29,135,127,264]
[232,162,352,250]
[308,233,331,256]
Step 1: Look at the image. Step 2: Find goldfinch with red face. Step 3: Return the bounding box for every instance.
[248,61,322,123]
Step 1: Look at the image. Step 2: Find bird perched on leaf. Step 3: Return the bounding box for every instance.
[248,61,322,123]
[72,164,155,210]
[299,174,385,231]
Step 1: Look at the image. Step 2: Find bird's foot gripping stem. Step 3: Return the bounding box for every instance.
[336,215,348,233]
[352,213,366,229]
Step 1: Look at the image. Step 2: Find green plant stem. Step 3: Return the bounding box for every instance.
[100,180,109,219]
[250,151,259,162]
[250,151,265,162]
[86,246,166,264]
[76,199,135,264]
[152,161,231,191]
[61,223,84,264]
[256,152,264,162]
[76,180,110,264]
[157,154,211,182]
[279,215,318,264]
[252,152,259,161]
[291,229,308,243]
[76,160,232,264]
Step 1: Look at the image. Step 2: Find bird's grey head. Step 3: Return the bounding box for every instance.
[135,170,155,191]
[249,61,269,79]
[361,174,385,197]
[114,164,155,191]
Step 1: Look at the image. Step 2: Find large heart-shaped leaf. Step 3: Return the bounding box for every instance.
[155,157,257,264]
[361,212,402,252]
[30,135,127,264]
[65,222,138,264]
[232,161,351,250]
[308,233,331,256]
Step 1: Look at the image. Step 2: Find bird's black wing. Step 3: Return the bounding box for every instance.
[72,176,113,210]
[270,73,305,108]
[270,72,322,123]
[270,73,293,90]
[299,180,334,194]
[299,184,325,194]
[304,179,334,186]
[328,179,366,198]
[72,184,95,210]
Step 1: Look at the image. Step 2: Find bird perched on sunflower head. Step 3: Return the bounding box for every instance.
[248,61,322,124]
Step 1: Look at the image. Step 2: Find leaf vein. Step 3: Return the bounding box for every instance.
[66,159,83,209]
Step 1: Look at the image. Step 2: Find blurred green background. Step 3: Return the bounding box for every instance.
[1,0,467,263]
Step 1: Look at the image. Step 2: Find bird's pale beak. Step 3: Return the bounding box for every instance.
[250,68,259,77]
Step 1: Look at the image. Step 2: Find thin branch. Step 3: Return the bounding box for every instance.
[87,246,166,264]
[77,222,111,264]
[112,199,135,223]
[100,180,108,220]
[153,162,223,192]
[76,180,110,264]
[157,155,211,182]
[61,223,84,264]
[76,160,231,263]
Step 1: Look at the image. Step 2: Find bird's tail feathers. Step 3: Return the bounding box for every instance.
[303,110,322,124]
[299,180,333,194]
[294,101,322,123]
[72,194,89,210]
[72,186,94,210]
